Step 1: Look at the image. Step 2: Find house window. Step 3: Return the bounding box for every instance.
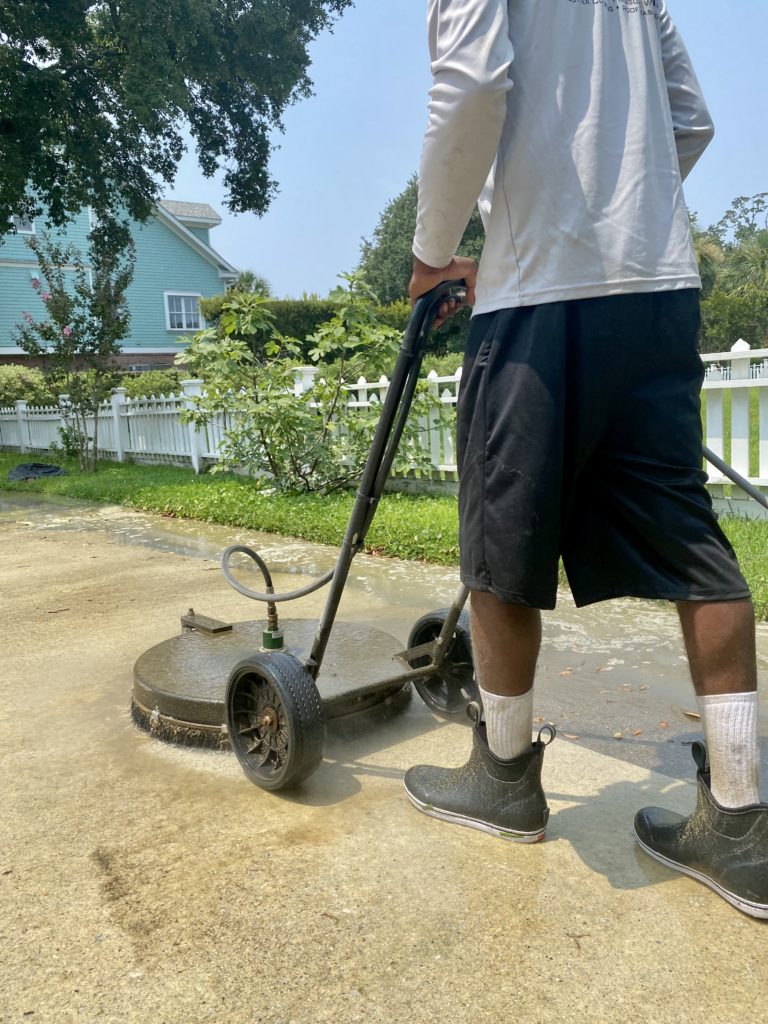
[164,292,203,331]
[13,214,35,234]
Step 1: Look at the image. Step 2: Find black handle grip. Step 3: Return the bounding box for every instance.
[411,278,467,317]
[402,279,467,356]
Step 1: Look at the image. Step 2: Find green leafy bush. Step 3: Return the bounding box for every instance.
[0,365,57,408]
[419,353,466,378]
[119,369,184,399]
[200,294,431,358]
[180,274,451,493]
[200,295,338,345]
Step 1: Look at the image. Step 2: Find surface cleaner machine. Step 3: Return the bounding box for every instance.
[132,281,768,792]
[133,282,479,791]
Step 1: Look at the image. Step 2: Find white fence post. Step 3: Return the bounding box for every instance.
[730,339,751,480]
[427,370,441,468]
[293,366,318,396]
[111,387,130,462]
[704,369,725,499]
[759,360,768,482]
[15,401,29,453]
[181,379,205,474]
[57,394,71,452]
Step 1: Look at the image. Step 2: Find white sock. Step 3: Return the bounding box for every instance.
[697,691,761,808]
[479,685,533,760]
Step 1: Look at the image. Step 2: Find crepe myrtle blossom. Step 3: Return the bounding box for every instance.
[31,276,41,290]
[62,325,72,337]
[22,311,33,323]
[41,291,51,302]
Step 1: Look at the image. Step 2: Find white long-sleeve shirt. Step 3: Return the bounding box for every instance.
[412,0,714,315]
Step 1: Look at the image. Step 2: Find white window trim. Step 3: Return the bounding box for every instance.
[164,291,204,332]
[13,215,36,235]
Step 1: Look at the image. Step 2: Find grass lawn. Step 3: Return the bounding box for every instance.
[3,451,768,620]
[0,453,459,564]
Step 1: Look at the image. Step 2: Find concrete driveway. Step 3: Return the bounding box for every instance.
[1,499,766,1023]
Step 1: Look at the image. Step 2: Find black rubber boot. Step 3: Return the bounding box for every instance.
[403,703,555,843]
[635,741,768,919]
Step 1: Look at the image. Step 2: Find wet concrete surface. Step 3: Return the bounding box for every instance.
[1,494,767,1022]
[2,492,767,781]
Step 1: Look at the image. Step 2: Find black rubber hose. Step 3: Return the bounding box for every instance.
[221,544,335,603]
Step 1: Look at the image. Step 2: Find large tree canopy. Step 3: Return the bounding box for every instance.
[695,194,768,351]
[0,0,352,226]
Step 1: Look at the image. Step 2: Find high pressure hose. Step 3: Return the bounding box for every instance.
[220,544,335,609]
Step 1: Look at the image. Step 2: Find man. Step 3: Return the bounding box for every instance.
[404,0,767,919]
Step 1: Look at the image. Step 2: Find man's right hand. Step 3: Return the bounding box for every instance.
[409,255,478,328]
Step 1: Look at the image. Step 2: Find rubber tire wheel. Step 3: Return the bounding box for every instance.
[408,608,478,716]
[225,652,324,791]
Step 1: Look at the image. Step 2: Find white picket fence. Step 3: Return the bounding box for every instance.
[0,365,462,480]
[1,341,767,509]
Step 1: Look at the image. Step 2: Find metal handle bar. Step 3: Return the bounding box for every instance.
[703,446,768,511]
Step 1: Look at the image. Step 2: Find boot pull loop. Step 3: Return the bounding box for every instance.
[465,700,483,727]
[537,723,557,746]
[692,740,709,773]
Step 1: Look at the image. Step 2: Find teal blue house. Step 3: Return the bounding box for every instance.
[0,201,238,368]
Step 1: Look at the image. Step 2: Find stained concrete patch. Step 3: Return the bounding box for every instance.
[1,508,766,1023]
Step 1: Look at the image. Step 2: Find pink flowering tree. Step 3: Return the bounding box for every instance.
[13,220,135,471]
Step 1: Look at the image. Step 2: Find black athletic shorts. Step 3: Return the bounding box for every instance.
[457,289,751,610]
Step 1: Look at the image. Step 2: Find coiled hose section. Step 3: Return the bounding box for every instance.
[220,545,335,629]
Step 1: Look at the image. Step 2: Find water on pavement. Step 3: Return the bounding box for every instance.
[2,492,766,780]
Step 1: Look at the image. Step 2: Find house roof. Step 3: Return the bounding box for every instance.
[155,203,238,282]
[159,200,222,226]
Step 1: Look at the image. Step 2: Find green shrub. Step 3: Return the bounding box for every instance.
[374,299,411,333]
[119,369,184,399]
[421,352,466,378]
[198,294,225,324]
[199,293,459,360]
[200,295,336,339]
[323,348,464,385]
[180,274,450,493]
[269,299,341,345]
[0,364,57,408]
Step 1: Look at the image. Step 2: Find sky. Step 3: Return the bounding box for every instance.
[168,0,768,299]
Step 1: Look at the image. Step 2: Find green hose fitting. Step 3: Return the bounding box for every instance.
[262,628,285,651]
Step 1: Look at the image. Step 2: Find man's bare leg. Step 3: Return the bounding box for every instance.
[677,598,760,807]
[677,598,757,696]
[470,590,542,758]
[471,590,542,695]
